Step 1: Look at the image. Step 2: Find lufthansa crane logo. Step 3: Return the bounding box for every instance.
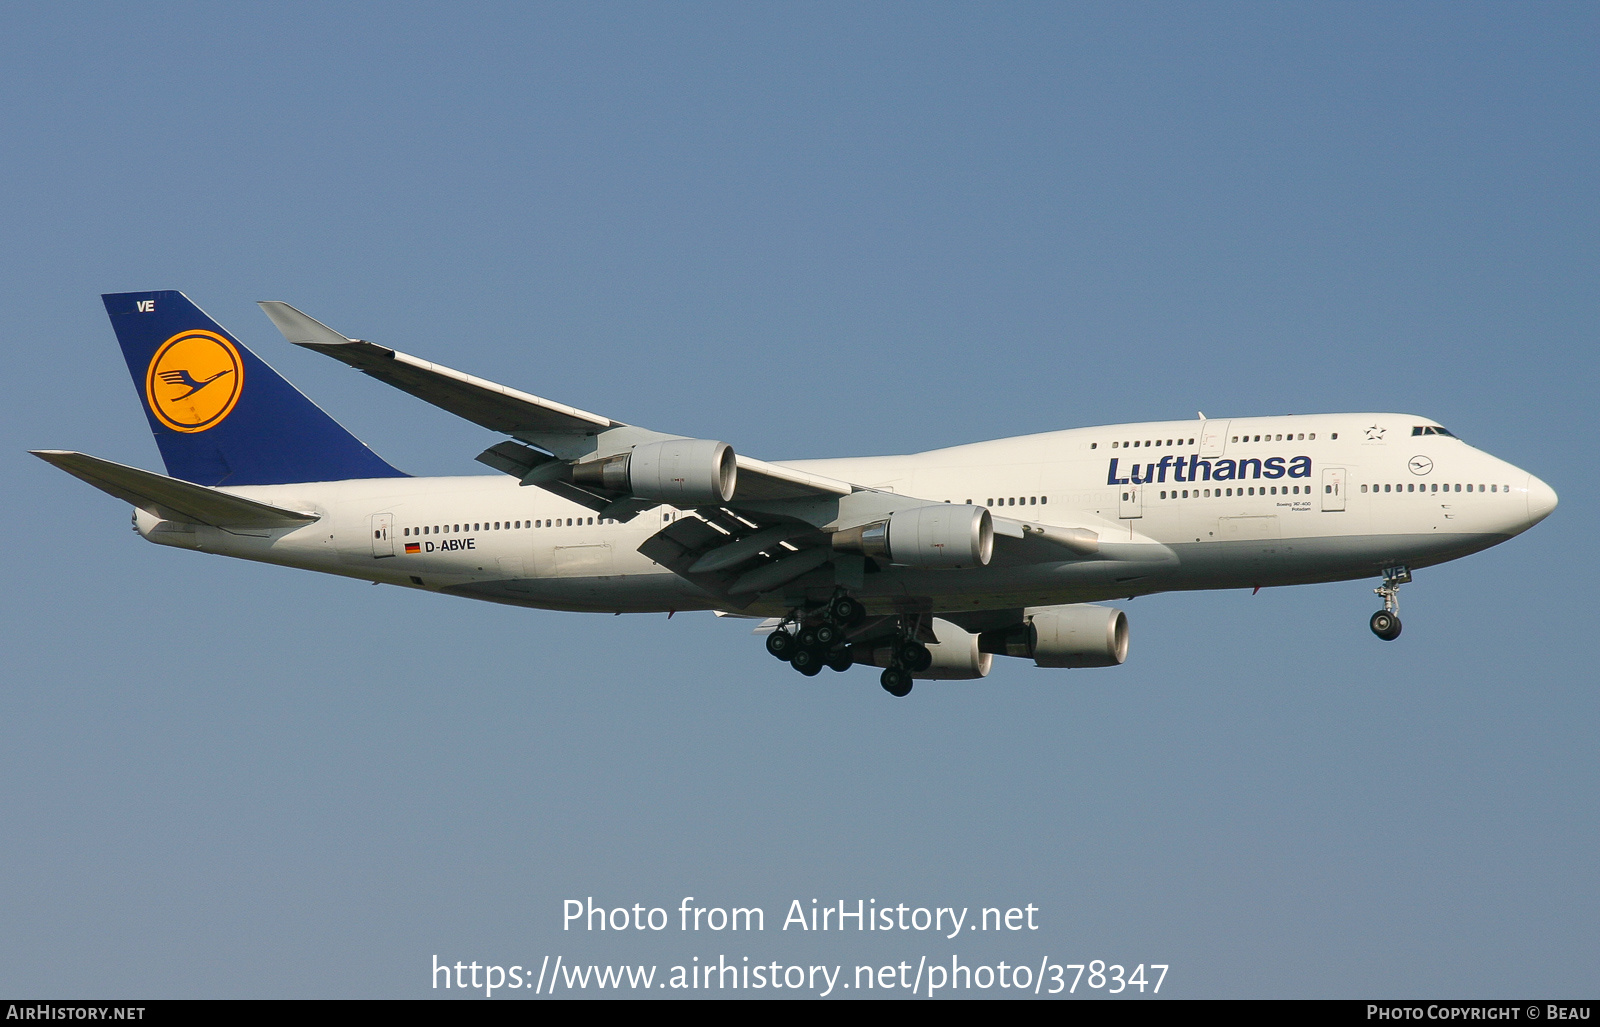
[144,330,244,433]
[1409,455,1434,475]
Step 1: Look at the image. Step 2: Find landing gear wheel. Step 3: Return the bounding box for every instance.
[880,668,913,697]
[895,642,933,673]
[826,647,854,673]
[1371,566,1409,641]
[797,627,820,650]
[829,595,864,627]
[790,647,823,673]
[813,623,839,647]
[765,630,796,660]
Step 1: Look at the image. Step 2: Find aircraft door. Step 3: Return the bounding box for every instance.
[1321,468,1346,512]
[1119,484,1143,519]
[1199,419,1230,458]
[371,513,395,557]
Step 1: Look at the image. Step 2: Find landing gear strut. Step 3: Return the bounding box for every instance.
[1370,566,1409,641]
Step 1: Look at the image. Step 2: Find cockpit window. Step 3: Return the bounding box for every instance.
[1411,425,1457,438]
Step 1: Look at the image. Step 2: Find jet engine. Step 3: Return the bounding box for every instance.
[856,618,992,680]
[572,439,737,506]
[979,604,1129,668]
[832,504,993,569]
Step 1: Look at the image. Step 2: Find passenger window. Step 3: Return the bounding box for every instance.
[1041,496,1047,504]
[1090,443,1097,449]
[1029,496,1036,505]
[1111,442,1118,448]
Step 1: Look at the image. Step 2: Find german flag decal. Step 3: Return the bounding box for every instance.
[404,543,420,554]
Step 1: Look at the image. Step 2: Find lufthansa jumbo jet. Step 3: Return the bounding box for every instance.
[36,291,1558,696]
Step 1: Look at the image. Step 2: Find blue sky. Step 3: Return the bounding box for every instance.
[2,2,1595,998]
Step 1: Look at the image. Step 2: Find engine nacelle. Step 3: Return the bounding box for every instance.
[573,438,737,506]
[857,618,992,680]
[980,604,1129,668]
[832,504,993,569]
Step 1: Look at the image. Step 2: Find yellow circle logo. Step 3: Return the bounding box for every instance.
[145,330,244,433]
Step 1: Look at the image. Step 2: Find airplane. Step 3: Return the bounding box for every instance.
[35,291,1558,697]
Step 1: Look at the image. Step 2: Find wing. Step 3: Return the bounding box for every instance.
[257,301,854,508]
[256,301,1145,605]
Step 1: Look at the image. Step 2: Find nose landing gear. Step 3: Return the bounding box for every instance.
[1370,566,1409,641]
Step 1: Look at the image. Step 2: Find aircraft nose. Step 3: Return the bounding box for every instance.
[1526,473,1558,525]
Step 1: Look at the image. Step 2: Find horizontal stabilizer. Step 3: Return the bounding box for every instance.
[32,450,318,528]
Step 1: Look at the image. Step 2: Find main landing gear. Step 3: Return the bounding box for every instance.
[763,593,929,698]
[879,637,931,697]
[766,590,868,680]
[1369,566,1410,641]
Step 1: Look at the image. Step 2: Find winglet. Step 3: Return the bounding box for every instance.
[257,301,361,348]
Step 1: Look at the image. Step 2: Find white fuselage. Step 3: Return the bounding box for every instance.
[134,414,1556,617]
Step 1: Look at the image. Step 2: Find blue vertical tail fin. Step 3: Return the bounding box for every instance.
[103,291,407,485]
